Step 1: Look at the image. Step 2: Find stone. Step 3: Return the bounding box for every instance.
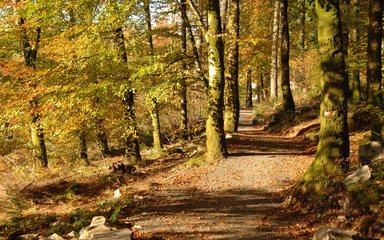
[47,233,64,240]
[89,216,106,228]
[358,141,384,165]
[92,228,132,240]
[313,227,356,240]
[113,188,122,199]
[344,165,371,187]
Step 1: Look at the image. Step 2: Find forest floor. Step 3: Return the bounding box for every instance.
[125,109,318,239]
[0,109,369,239]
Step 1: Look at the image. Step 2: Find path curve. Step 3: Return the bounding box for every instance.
[129,109,313,239]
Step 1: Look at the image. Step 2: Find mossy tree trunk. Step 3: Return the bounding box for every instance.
[179,0,188,141]
[122,89,141,162]
[206,0,227,162]
[366,0,383,106]
[224,0,240,133]
[148,97,163,154]
[279,0,295,115]
[246,69,253,108]
[270,0,280,100]
[114,27,141,163]
[303,0,349,196]
[144,0,164,152]
[19,17,48,167]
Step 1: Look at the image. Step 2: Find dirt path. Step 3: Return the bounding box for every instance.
[128,109,313,239]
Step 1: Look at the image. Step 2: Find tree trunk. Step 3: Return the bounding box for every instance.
[79,128,89,165]
[19,17,48,167]
[122,89,141,162]
[149,97,163,154]
[351,0,362,103]
[279,0,295,115]
[299,0,305,52]
[220,0,228,32]
[144,0,154,56]
[303,0,349,196]
[224,0,240,133]
[114,27,141,162]
[270,0,280,100]
[260,70,265,101]
[366,0,383,106]
[30,103,48,168]
[206,0,227,162]
[145,0,163,151]
[246,69,253,108]
[96,118,111,157]
[179,0,189,141]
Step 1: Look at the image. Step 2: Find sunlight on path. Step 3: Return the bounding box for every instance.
[130,109,313,240]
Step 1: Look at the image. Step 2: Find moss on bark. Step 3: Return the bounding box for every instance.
[302,0,349,199]
[206,0,227,162]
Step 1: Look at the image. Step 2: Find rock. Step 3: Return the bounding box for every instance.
[90,216,106,228]
[113,188,121,199]
[344,165,371,187]
[47,233,64,240]
[313,227,357,240]
[65,231,76,238]
[358,141,384,165]
[92,228,132,240]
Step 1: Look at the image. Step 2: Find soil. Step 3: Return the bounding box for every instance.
[126,110,315,239]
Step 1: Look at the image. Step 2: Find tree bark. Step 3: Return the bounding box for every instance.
[179,0,189,141]
[114,27,141,162]
[122,88,141,162]
[144,0,163,153]
[351,0,362,103]
[245,69,253,108]
[279,0,295,115]
[270,0,280,100]
[19,16,48,167]
[148,96,163,154]
[95,118,111,157]
[206,0,227,162]
[299,0,305,52]
[366,0,383,106]
[79,127,89,165]
[303,0,349,196]
[220,0,228,32]
[144,0,154,56]
[224,0,240,133]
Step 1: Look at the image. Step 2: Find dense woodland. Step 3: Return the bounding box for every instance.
[0,0,383,239]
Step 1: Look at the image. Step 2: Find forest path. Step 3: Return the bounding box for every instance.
[129,109,313,239]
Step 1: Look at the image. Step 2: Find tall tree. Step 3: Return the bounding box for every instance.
[279,0,295,115]
[270,0,280,100]
[144,0,163,154]
[366,0,383,106]
[179,0,189,141]
[245,69,253,108]
[18,12,48,167]
[299,0,305,52]
[206,0,227,161]
[224,0,240,133]
[350,0,362,103]
[115,27,141,163]
[303,0,349,196]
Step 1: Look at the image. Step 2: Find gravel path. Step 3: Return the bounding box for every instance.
[129,109,313,239]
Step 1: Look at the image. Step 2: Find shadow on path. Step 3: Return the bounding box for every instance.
[129,109,312,239]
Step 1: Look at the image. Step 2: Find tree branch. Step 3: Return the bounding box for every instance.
[186,0,207,41]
